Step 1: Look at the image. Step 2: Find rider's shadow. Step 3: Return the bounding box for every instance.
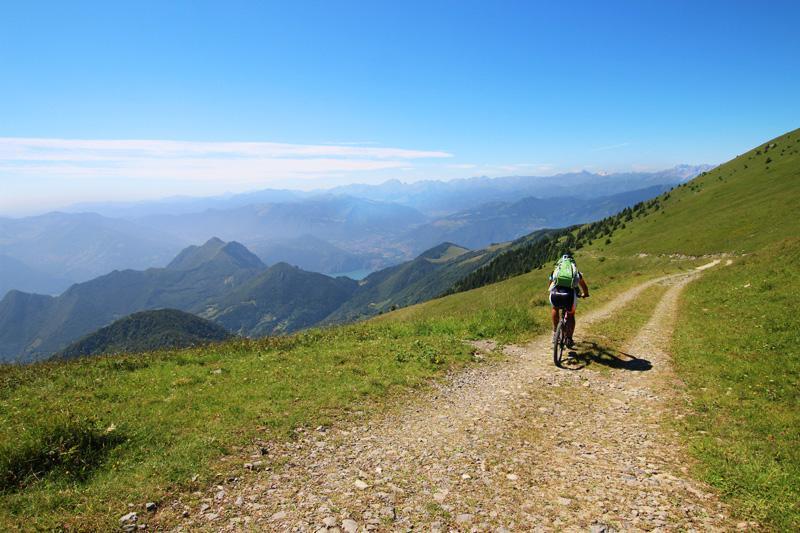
[561,341,652,372]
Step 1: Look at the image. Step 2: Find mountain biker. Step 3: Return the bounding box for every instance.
[547,253,590,348]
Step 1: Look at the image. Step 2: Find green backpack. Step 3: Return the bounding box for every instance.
[553,259,577,288]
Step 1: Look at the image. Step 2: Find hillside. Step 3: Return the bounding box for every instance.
[0,235,531,362]
[401,185,671,253]
[0,254,71,299]
[205,263,359,335]
[0,238,264,362]
[56,309,233,359]
[428,127,799,528]
[323,242,502,324]
[0,130,796,530]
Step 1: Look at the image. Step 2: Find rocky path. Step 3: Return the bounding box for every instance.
[164,267,740,532]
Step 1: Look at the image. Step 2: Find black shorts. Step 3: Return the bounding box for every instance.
[549,287,577,311]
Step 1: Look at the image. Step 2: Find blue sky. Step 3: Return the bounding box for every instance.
[1,0,798,214]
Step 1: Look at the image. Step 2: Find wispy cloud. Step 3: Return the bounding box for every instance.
[0,137,453,183]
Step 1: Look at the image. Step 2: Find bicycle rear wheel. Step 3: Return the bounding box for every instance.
[553,319,565,367]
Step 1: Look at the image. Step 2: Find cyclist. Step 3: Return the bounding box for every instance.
[547,252,590,348]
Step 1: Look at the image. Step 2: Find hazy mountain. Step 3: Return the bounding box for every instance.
[56,165,710,222]
[326,165,712,215]
[55,309,233,359]
[167,237,265,271]
[0,236,499,362]
[249,235,375,275]
[0,212,185,284]
[0,238,264,362]
[204,263,359,336]
[65,188,308,218]
[137,195,426,255]
[10,167,709,285]
[0,254,72,298]
[1,238,360,362]
[400,185,672,254]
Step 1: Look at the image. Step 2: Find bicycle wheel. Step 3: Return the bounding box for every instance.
[553,319,565,367]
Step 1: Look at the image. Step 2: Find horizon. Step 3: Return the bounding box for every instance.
[2,162,712,218]
[2,1,799,214]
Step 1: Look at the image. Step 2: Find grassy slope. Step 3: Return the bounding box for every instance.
[0,128,796,530]
[672,239,800,530]
[0,324,474,530]
[579,128,800,529]
[594,129,799,256]
[0,252,690,530]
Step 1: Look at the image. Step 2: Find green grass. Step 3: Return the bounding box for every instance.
[1,128,797,530]
[0,322,476,530]
[591,129,800,256]
[0,252,688,531]
[671,239,800,530]
[571,128,800,529]
[386,252,688,345]
[577,127,800,530]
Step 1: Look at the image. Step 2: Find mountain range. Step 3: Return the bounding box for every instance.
[0,234,515,363]
[1,166,709,299]
[65,165,711,218]
[0,165,712,362]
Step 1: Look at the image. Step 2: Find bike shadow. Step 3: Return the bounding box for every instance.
[559,341,652,372]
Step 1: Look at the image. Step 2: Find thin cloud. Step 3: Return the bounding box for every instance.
[0,137,453,184]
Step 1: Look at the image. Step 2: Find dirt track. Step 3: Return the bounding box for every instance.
[165,267,741,532]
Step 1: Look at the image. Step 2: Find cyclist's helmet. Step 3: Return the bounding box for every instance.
[562,252,574,261]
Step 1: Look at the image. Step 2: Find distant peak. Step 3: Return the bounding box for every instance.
[167,238,263,271]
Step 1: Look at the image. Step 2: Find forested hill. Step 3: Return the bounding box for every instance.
[56,309,233,359]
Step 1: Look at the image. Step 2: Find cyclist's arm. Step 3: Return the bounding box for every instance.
[578,276,589,297]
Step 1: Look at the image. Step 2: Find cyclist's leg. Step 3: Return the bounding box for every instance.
[566,290,578,339]
[548,290,560,330]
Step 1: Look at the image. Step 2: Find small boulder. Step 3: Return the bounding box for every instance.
[120,512,138,524]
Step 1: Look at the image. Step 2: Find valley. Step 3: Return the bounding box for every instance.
[1,130,796,530]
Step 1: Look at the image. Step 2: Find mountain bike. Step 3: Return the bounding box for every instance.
[553,293,587,367]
